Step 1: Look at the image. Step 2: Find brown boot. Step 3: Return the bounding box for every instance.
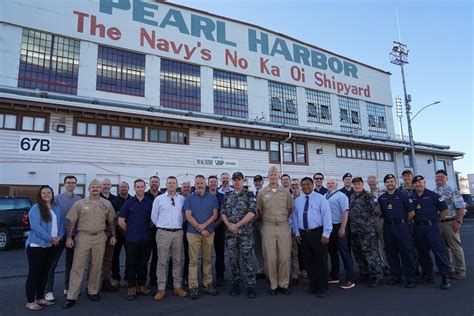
[127,287,137,301]
[173,288,189,298]
[154,290,166,301]
[138,286,151,296]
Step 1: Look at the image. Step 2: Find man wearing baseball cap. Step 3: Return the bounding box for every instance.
[378,174,417,288]
[399,170,414,196]
[410,175,451,290]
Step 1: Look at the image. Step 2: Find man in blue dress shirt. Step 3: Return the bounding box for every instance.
[293,177,332,298]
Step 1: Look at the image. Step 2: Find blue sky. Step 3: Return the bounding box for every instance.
[173,0,473,176]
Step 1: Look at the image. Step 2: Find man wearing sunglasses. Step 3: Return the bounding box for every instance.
[151,176,188,301]
[313,173,328,195]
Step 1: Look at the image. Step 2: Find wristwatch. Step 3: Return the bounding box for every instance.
[456,220,462,225]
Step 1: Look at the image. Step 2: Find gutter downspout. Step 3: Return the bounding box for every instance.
[280,132,292,174]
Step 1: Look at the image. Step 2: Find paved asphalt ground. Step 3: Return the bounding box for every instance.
[1,219,473,316]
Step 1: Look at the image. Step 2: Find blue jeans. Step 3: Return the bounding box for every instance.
[328,224,355,282]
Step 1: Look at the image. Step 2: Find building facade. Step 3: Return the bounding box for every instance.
[0,0,463,198]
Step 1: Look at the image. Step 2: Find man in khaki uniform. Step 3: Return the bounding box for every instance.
[63,179,117,309]
[256,166,294,295]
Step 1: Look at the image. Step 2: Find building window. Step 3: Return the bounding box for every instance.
[18,29,80,95]
[306,89,332,124]
[336,145,393,161]
[213,70,248,118]
[74,120,144,141]
[0,113,18,130]
[270,141,307,164]
[404,154,413,167]
[0,111,49,133]
[97,46,146,96]
[436,159,446,171]
[222,135,267,151]
[269,81,298,125]
[367,102,387,135]
[338,96,361,134]
[160,58,201,111]
[149,127,188,145]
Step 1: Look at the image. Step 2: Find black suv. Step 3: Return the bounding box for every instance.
[0,197,32,250]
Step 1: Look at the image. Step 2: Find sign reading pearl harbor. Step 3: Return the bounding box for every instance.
[0,0,391,104]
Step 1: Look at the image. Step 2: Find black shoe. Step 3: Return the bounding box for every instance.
[230,282,240,296]
[423,275,435,284]
[189,287,199,300]
[247,287,256,299]
[101,280,114,292]
[405,281,416,288]
[383,266,391,276]
[356,274,370,283]
[268,288,278,296]
[216,278,225,287]
[62,300,76,309]
[387,276,402,285]
[202,285,218,296]
[279,287,290,295]
[88,294,100,301]
[289,278,299,287]
[305,287,316,294]
[369,279,384,288]
[256,273,266,280]
[440,276,451,290]
[316,290,328,298]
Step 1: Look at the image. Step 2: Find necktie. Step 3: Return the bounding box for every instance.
[303,195,309,230]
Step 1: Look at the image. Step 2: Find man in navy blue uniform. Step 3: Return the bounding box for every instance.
[339,173,354,198]
[378,174,416,288]
[411,175,451,290]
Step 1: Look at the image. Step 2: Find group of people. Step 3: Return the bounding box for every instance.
[23,166,467,311]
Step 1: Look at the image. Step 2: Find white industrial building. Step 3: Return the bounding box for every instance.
[0,0,463,199]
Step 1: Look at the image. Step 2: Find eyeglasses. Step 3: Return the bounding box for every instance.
[171,197,175,207]
[314,177,323,180]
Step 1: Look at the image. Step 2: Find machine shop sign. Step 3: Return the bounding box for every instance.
[195,156,238,168]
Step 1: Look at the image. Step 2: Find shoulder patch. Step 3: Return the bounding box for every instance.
[438,197,444,202]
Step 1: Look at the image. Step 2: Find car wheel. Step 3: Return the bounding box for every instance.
[0,228,11,250]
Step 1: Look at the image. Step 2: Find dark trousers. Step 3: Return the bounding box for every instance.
[413,224,450,276]
[149,227,158,284]
[297,242,305,271]
[25,246,56,303]
[384,223,416,282]
[45,239,65,293]
[182,222,189,283]
[214,223,226,279]
[301,228,329,293]
[328,224,355,281]
[112,229,126,281]
[126,240,152,288]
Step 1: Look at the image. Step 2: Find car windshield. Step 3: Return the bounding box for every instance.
[0,198,31,211]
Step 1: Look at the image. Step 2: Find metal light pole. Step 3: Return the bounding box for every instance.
[390,41,417,174]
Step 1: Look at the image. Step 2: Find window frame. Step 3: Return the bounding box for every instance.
[148,127,189,145]
[221,134,268,151]
[73,118,145,141]
[269,140,308,165]
[0,110,49,133]
[336,144,393,162]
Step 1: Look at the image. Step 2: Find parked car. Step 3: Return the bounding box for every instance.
[0,196,32,250]
[462,194,474,218]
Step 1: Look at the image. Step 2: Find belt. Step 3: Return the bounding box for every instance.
[299,226,322,234]
[263,221,288,226]
[385,219,406,224]
[158,227,182,232]
[414,220,435,226]
[439,217,456,223]
[80,231,105,236]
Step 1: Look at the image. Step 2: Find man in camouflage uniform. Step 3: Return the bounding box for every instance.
[349,177,384,287]
[433,169,466,280]
[220,172,257,298]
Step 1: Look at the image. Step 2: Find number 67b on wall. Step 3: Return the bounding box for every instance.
[18,136,51,154]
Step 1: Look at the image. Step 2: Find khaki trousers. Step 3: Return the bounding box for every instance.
[67,232,106,300]
[187,232,214,289]
[156,229,183,290]
[440,221,466,274]
[290,237,300,279]
[262,222,291,290]
[102,234,114,281]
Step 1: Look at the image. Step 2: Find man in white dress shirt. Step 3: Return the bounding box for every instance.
[151,176,188,301]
